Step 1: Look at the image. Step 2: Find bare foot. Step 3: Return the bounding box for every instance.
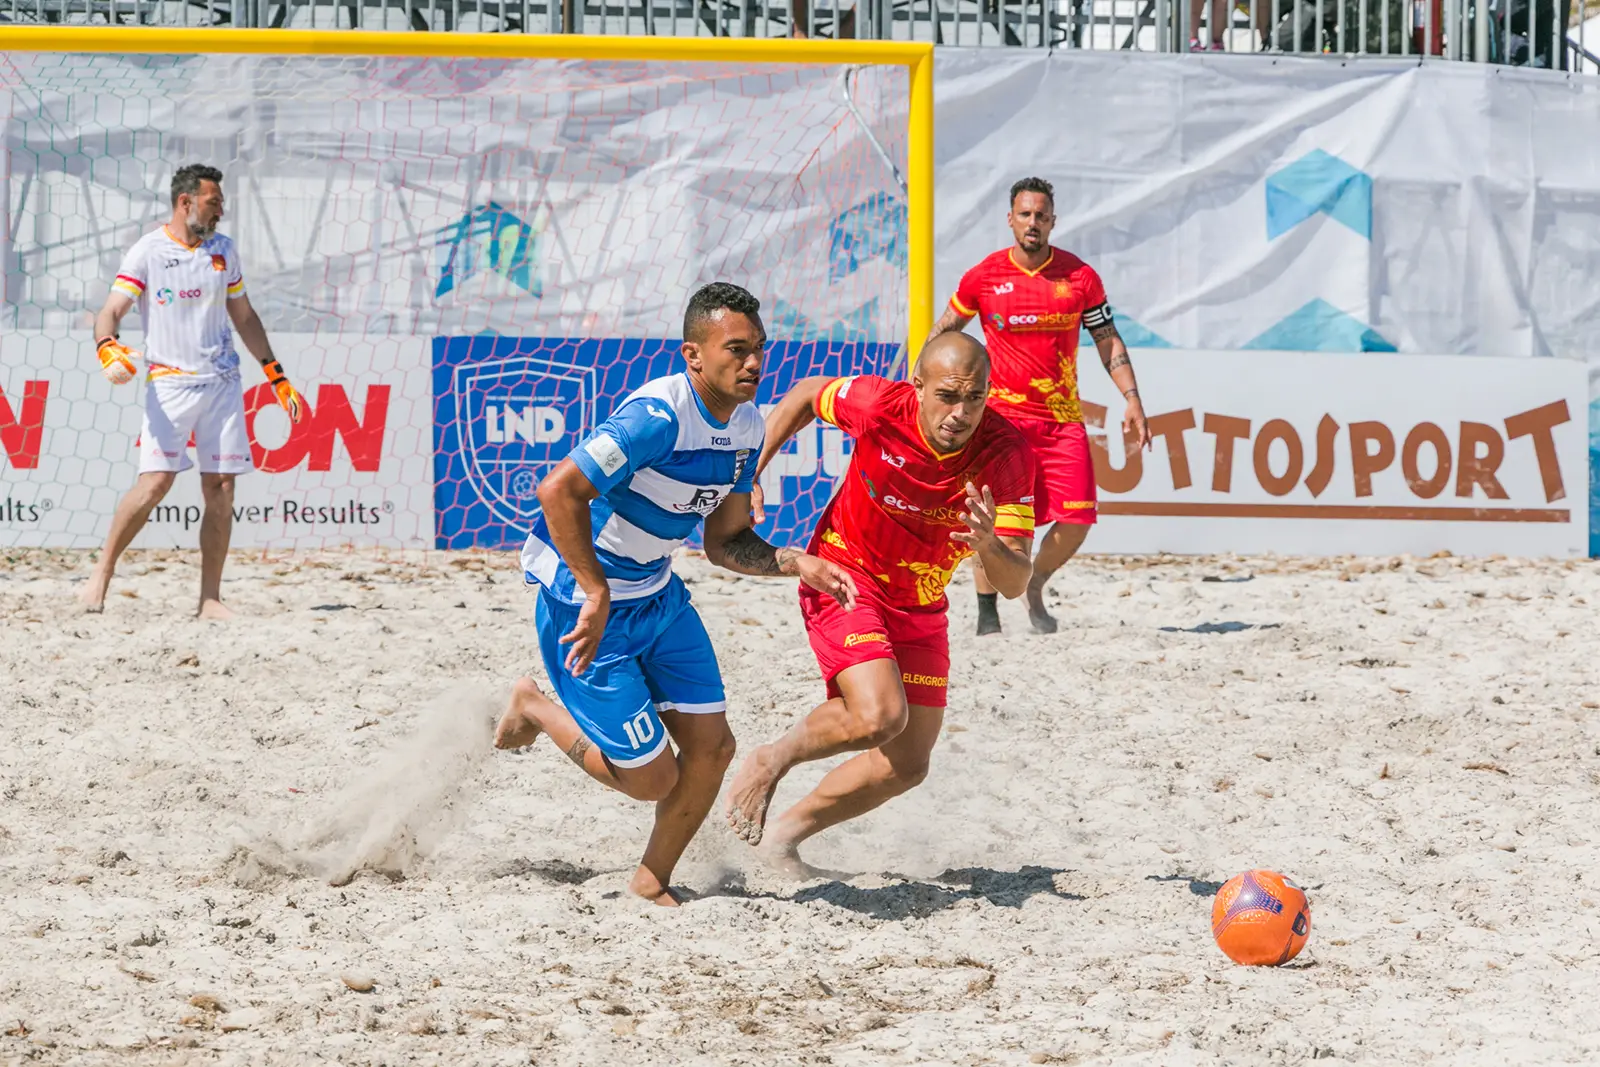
[725,745,784,846]
[197,598,235,621]
[1025,588,1057,635]
[629,866,684,907]
[760,839,825,881]
[77,576,108,614]
[495,678,551,750]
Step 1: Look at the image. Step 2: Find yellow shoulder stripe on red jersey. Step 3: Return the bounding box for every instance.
[949,292,976,317]
[815,377,848,427]
[993,502,1036,536]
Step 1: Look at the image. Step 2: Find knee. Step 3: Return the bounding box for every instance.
[892,754,931,790]
[871,749,931,794]
[622,757,679,803]
[852,697,909,749]
[201,475,236,503]
[511,676,543,703]
[138,472,176,504]
[703,727,738,773]
[679,723,737,773]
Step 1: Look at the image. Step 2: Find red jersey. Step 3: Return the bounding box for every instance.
[808,375,1037,611]
[950,246,1112,426]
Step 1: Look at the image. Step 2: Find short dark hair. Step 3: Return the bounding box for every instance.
[171,164,224,207]
[684,282,762,343]
[1009,176,1054,209]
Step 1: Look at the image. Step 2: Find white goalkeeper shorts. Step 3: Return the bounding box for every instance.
[138,375,253,476]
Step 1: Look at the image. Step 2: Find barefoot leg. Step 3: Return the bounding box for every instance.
[726,658,907,846]
[495,676,548,750]
[196,473,236,619]
[763,703,943,864]
[80,472,175,612]
[1025,522,1090,635]
[629,709,736,907]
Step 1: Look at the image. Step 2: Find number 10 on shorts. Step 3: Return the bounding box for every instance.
[622,709,657,750]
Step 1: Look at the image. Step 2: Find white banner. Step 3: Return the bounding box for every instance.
[0,334,433,549]
[933,50,1600,553]
[1078,350,1589,557]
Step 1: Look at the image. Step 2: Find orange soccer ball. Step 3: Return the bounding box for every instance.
[1210,869,1311,966]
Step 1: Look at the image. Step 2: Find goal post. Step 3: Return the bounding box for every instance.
[0,29,932,551]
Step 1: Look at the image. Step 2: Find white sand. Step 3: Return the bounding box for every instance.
[2,547,1599,1065]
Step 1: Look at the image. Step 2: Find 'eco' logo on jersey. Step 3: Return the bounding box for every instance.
[155,288,174,305]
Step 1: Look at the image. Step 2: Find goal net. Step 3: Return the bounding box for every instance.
[0,42,917,552]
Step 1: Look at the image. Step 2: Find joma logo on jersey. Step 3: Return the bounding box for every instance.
[673,487,724,515]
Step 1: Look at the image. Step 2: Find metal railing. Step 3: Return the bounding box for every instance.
[1,0,1595,67]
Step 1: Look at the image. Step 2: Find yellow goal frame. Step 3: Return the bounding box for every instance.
[4,27,935,366]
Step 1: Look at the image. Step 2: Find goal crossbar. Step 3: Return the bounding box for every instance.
[2,26,936,363]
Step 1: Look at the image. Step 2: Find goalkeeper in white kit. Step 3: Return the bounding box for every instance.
[81,164,305,619]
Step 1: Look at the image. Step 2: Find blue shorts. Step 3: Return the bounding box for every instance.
[534,575,726,769]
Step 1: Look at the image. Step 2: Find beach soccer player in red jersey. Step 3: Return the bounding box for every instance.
[929,176,1153,636]
[724,333,1038,866]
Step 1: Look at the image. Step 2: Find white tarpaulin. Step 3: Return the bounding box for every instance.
[933,50,1600,551]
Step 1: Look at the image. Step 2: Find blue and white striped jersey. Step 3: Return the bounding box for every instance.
[521,373,765,604]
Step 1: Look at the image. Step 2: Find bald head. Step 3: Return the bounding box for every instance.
[913,332,990,454]
[916,331,990,380]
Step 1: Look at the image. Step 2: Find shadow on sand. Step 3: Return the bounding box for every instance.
[706,864,1085,921]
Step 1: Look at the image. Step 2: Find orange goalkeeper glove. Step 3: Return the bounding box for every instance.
[96,336,139,385]
[263,360,305,424]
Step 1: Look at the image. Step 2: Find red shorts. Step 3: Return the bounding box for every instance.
[1015,418,1097,525]
[799,582,950,708]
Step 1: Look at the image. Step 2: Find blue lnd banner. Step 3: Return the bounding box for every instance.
[432,337,899,550]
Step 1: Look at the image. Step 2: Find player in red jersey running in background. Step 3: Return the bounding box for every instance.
[724,333,1037,867]
[929,176,1152,636]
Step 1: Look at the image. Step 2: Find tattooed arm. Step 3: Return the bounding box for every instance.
[925,303,974,343]
[703,493,857,608]
[1089,314,1151,451]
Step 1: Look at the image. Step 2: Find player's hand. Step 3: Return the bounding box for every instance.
[951,481,1000,551]
[560,588,610,676]
[96,337,139,386]
[749,481,766,526]
[794,553,857,611]
[263,359,305,424]
[1124,395,1152,451]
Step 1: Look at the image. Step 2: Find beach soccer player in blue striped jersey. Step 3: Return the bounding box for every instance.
[494,282,859,906]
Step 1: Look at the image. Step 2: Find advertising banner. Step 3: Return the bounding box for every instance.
[1077,350,1589,556]
[0,334,433,549]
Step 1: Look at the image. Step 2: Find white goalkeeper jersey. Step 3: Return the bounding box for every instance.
[110,226,246,384]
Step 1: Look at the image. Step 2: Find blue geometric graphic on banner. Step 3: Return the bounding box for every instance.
[432,337,897,550]
[828,193,907,282]
[1589,397,1600,558]
[1244,299,1395,353]
[1078,315,1172,351]
[770,297,882,345]
[1266,150,1373,241]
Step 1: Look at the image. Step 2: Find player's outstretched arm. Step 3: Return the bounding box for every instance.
[703,494,857,610]
[925,304,974,343]
[537,458,612,675]
[952,482,1033,600]
[1092,321,1151,451]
